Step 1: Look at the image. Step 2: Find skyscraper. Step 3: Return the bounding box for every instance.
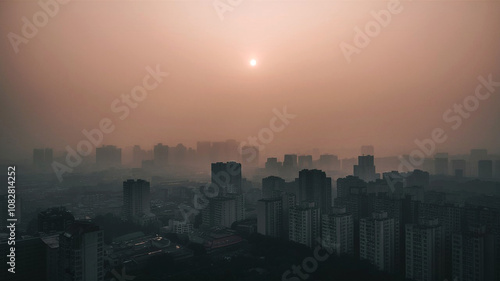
[289,202,320,248]
[297,169,332,214]
[451,159,466,177]
[262,176,285,199]
[211,162,242,194]
[336,175,367,199]
[153,143,169,167]
[202,196,237,228]
[452,225,495,281]
[434,153,449,176]
[321,207,354,256]
[478,160,493,178]
[298,155,313,169]
[405,218,445,281]
[257,197,283,238]
[123,179,151,222]
[38,207,75,234]
[58,221,104,281]
[354,155,378,182]
[360,211,396,273]
[470,149,488,177]
[318,154,340,171]
[96,145,121,168]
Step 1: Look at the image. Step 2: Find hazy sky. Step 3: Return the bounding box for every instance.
[1,0,499,160]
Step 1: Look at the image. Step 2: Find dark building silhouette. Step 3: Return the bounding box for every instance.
[123,179,152,224]
[470,149,488,177]
[211,161,242,194]
[96,145,121,168]
[297,169,332,214]
[336,176,366,199]
[38,207,75,234]
[262,176,285,199]
[153,143,169,167]
[478,160,493,179]
[354,155,378,182]
[298,155,313,169]
[58,221,104,281]
[318,154,340,171]
[434,153,449,175]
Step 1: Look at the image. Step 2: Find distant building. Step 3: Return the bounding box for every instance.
[38,207,75,234]
[297,169,332,214]
[336,176,366,199]
[405,169,430,188]
[318,154,340,171]
[265,157,282,174]
[405,218,445,281]
[451,159,466,177]
[96,145,121,168]
[452,225,495,281]
[469,149,488,177]
[360,211,396,273]
[298,155,313,169]
[202,196,237,228]
[211,162,242,194]
[262,176,285,199]
[478,160,493,179]
[288,202,320,248]
[434,153,449,176]
[153,143,169,167]
[354,155,379,182]
[321,207,354,256]
[58,221,104,281]
[123,179,151,223]
[257,198,283,238]
[241,145,259,166]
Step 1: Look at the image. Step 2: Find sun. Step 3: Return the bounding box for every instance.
[250,59,257,67]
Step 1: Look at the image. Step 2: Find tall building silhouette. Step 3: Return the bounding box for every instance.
[336,176,367,199]
[38,207,75,234]
[434,153,449,176]
[211,162,242,194]
[321,207,354,256]
[153,143,169,167]
[298,155,313,169]
[289,202,320,247]
[354,155,378,182]
[360,211,396,273]
[202,196,237,227]
[452,225,495,281]
[58,221,104,281]
[257,197,282,238]
[470,149,487,177]
[318,154,340,171]
[96,145,121,168]
[123,179,151,222]
[262,176,285,199]
[478,160,493,178]
[405,218,445,281]
[297,169,332,214]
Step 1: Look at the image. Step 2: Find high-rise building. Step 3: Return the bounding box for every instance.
[96,145,121,168]
[470,149,488,177]
[38,207,75,234]
[289,202,320,248]
[337,176,367,199]
[153,143,169,167]
[451,159,466,177]
[452,225,495,281]
[354,155,378,182]
[405,169,430,188]
[297,169,332,214]
[434,153,449,176]
[478,160,493,179]
[265,157,282,174]
[58,221,104,281]
[202,196,237,228]
[283,154,298,169]
[123,179,151,222]
[360,211,396,273]
[298,155,313,169]
[405,218,445,281]
[321,207,354,256]
[361,145,375,156]
[257,197,283,238]
[0,236,47,281]
[262,176,285,199]
[211,162,242,194]
[318,154,340,171]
